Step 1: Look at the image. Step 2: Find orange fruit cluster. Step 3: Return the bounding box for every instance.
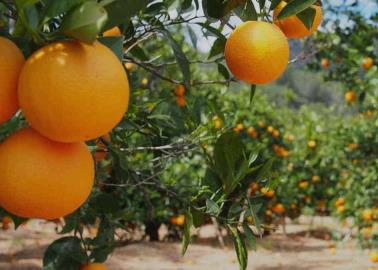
[175,85,186,107]
[0,36,130,220]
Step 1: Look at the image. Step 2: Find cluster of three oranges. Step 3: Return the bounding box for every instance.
[0,37,129,220]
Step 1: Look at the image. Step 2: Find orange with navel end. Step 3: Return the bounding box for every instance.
[362,57,374,70]
[0,128,94,220]
[0,37,25,124]
[80,263,109,270]
[273,1,322,39]
[18,40,129,143]
[225,21,289,84]
[103,26,122,37]
[344,90,357,103]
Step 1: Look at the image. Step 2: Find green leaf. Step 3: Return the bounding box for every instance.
[191,207,205,228]
[90,193,120,213]
[203,0,247,19]
[258,0,266,10]
[206,199,221,216]
[61,1,108,44]
[98,36,124,61]
[256,158,273,182]
[269,0,281,10]
[103,0,147,30]
[15,0,41,8]
[249,84,256,104]
[218,63,230,80]
[208,36,226,59]
[296,7,316,30]
[160,29,191,89]
[228,225,248,270]
[43,237,86,270]
[129,45,149,61]
[242,222,257,250]
[277,0,317,19]
[234,0,258,21]
[182,210,193,255]
[42,0,84,23]
[247,198,262,236]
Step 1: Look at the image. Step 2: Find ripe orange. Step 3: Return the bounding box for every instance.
[213,116,223,129]
[124,62,135,72]
[362,57,374,70]
[272,129,280,138]
[273,1,322,39]
[1,216,13,230]
[175,85,186,96]
[0,128,94,219]
[225,21,289,84]
[370,251,378,263]
[298,180,309,189]
[0,37,25,124]
[363,209,373,222]
[18,41,129,143]
[103,26,122,37]
[335,198,345,207]
[344,90,356,103]
[307,140,316,148]
[247,127,258,138]
[312,175,320,183]
[175,214,185,226]
[337,205,345,214]
[176,96,186,107]
[273,203,285,215]
[321,58,330,69]
[80,263,109,270]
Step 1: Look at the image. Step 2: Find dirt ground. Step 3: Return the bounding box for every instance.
[0,217,376,270]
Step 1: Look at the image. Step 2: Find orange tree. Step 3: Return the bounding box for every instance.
[305,4,378,257]
[0,0,323,269]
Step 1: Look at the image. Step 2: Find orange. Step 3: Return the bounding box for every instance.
[175,214,185,226]
[321,58,330,69]
[307,140,316,148]
[272,129,280,138]
[18,40,129,143]
[267,126,274,133]
[141,77,149,87]
[103,26,122,37]
[312,175,320,183]
[0,37,25,124]
[81,263,109,270]
[363,209,373,222]
[337,205,345,214]
[176,96,186,107]
[344,90,356,103]
[362,57,374,70]
[175,85,186,96]
[0,128,94,219]
[273,203,285,215]
[335,198,345,207]
[213,116,222,129]
[370,251,378,263]
[298,180,309,189]
[273,1,322,39]
[247,127,258,138]
[124,62,135,72]
[224,21,289,84]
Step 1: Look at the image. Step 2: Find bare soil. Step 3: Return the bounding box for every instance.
[0,217,375,270]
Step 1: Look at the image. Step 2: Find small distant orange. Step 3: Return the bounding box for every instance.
[81,263,109,270]
[176,96,186,107]
[273,203,285,215]
[0,37,25,124]
[308,140,316,148]
[18,40,129,143]
[321,58,330,69]
[225,21,289,84]
[0,128,94,219]
[103,26,122,37]
[344,91,357,103]
[273,1,322,39]
[175,85,186,96]
[362,57,374,70]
